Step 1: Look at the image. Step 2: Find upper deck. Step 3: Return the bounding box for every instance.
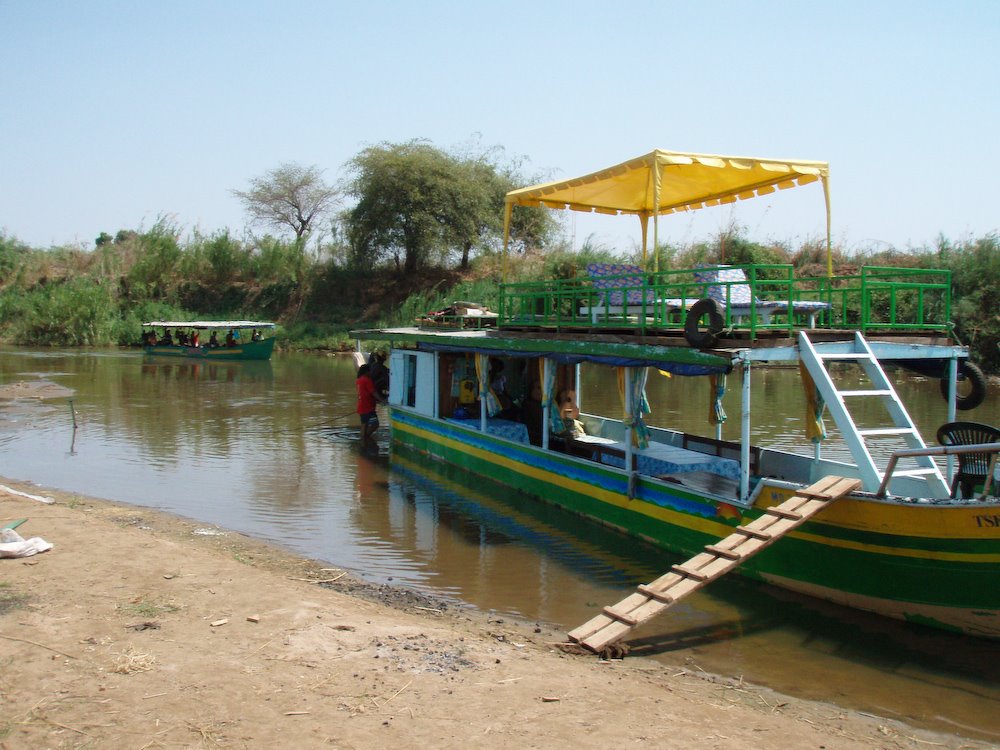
[353,264,963,369]
[497,263,953,344]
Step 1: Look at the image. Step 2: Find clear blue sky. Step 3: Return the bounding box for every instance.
[2,0,997,255]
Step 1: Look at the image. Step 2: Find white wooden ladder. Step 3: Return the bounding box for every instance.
[797,331,948,496]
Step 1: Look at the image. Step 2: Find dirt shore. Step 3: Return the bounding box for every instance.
[0,480,993,750]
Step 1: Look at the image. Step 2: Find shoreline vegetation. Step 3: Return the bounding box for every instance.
[1,226,998,373]
[1,478,992,749]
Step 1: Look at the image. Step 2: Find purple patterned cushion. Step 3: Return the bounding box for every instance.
[694,265,831,314]
[695,266,754,306]
[586,263,655,306]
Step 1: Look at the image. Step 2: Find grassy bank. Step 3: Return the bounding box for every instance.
[1,226,997,371]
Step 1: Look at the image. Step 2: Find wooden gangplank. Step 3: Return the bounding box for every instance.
[567,475,861,654]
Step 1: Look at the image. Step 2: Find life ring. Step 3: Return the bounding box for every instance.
[684,298,724,348]
[940,360,987,411]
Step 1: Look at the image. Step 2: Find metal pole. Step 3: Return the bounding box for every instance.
[946,357,958,484]
[624,369,634,493]
[542,359,551,450]
[575,362,582,413]
[740,358,751,503]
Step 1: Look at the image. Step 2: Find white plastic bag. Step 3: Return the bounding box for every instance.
[0,528,53,558]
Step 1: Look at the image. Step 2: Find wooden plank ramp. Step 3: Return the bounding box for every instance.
[566,475,861,654]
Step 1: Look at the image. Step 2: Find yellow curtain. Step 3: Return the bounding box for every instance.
[475,355,500,417]
[799,361,827,442]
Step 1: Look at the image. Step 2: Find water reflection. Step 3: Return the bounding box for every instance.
[385,444,1000,741]
[1,346,999,741]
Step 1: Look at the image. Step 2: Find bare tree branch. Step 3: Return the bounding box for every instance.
[232,163,340,241]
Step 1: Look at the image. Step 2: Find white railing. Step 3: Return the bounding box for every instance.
[876,442,1000,498]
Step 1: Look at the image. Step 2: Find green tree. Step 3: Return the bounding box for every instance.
[345,140,557,273]
[233,163,340,242]
[346,141,462,272]
[0,232,28,285]
[126,220,183,300]
[485,152,558,260]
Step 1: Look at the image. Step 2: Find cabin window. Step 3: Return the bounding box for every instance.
[402,354,417,407]
[388,349,436,416]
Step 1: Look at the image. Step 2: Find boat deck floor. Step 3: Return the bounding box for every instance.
[496,325,954,352]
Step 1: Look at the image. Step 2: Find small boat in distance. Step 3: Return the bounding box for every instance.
[141,320,276,361]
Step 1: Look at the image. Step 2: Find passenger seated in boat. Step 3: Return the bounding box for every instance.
[489,360,518,420]
[368,351,390,397]
[556,389,586,439]
[177,330,189,346]
[161,329,174,346]
[251,329,262,342]
[190,330,200,347]
[225,330,236,347]
[208,331,219,348]
[521,380,544,446]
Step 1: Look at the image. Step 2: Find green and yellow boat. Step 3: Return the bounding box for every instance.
[354,150,1000,640]
[142,320,276,361]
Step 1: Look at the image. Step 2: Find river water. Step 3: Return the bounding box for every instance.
[2,346,999,742]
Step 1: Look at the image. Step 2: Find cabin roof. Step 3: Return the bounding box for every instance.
[143,320,275,329]
[351,326,967,373]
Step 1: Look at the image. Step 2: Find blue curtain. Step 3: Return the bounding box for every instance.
[618,367,651,449]
[542,359,563,435]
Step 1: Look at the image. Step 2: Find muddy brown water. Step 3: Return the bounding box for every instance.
[1,346,999,742]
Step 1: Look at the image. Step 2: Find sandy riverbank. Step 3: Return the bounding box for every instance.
[0,479,992,749]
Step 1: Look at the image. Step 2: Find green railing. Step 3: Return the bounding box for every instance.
[498,264,951,338]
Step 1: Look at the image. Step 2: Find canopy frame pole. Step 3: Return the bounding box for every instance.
[502,200,513,283]
[639,213,649,269]
[822,175,832,277]
[652,157,661,273]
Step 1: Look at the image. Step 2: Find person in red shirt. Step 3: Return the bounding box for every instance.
[356,364,385,449]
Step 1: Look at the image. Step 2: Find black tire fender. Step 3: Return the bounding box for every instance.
[940,360,987,411]
[684,298,724,349]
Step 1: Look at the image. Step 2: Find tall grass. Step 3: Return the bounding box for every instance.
[3,279,118,345]
[2,223,999,373]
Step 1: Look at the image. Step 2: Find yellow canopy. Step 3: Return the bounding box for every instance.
[503,149,831,274]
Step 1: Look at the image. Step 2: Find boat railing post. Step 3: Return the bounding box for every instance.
[740,357,751,503]
[575,363,582,413]
[947,357,958,484]
[624,370,635,496]
[542,359,551,450]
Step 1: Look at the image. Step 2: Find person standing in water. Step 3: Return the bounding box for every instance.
[356,363,385,450]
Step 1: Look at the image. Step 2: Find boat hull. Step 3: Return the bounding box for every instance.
[143,338,275,361]
[390,407,1000,639]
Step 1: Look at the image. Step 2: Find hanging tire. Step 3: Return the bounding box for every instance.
[684,298,724,349]
[940,360,987,411]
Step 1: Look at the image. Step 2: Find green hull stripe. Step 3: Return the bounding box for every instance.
[391,409,1000,619]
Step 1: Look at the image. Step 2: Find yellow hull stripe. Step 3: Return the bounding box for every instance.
[397,420,1000,565]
